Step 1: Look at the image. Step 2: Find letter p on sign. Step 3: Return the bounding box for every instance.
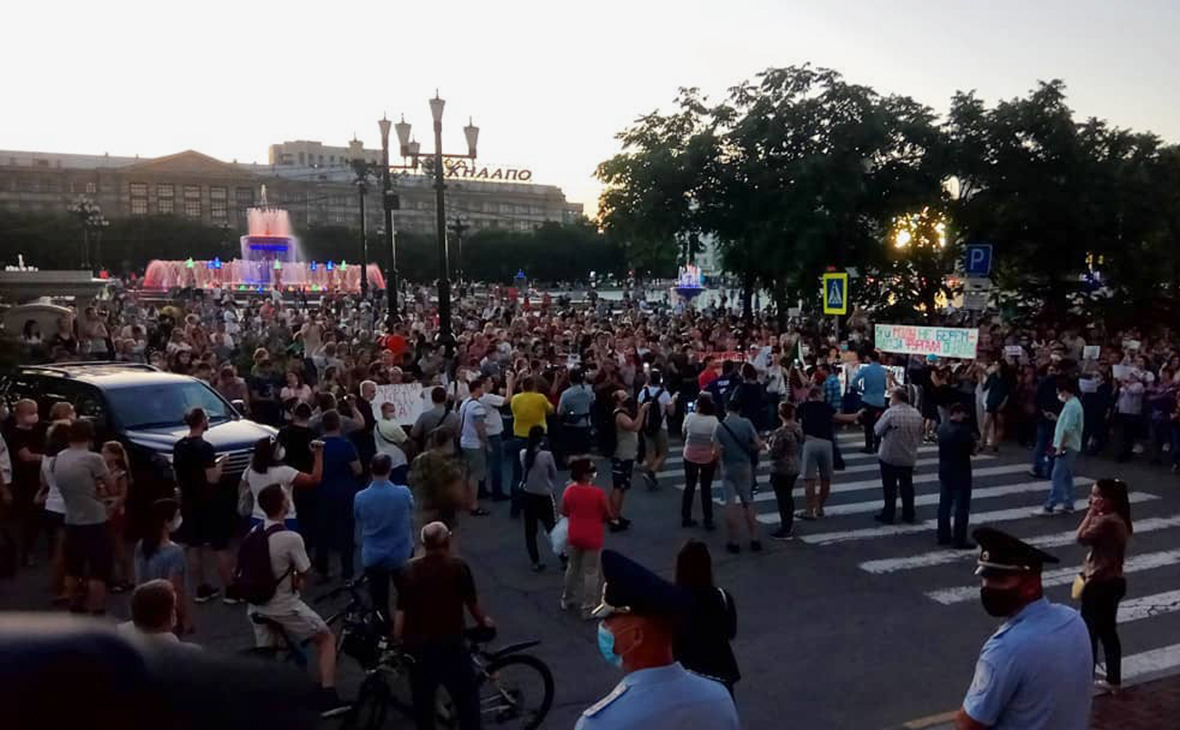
[965,244,992,277]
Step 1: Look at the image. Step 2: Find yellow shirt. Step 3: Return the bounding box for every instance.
[511,392,553,437]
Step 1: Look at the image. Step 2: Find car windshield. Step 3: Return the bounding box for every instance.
[106,380,234,430]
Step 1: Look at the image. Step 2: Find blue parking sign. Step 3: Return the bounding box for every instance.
[965,244,993,276]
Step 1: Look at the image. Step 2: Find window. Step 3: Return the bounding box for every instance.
[85,182,96,194]
[157,183,174,199]
[159,198,174,214]
[130,182,148,196]
[236,186,254,213]
[183,185,201,217]
[210,186,227,220]
[129,182,148,215]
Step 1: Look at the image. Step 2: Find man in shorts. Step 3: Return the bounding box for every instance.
[172,407,233,604]
[797,388,862,521]
[714,392,764,555]
[55,419,117,614]
[249,484,343,714]
[638,369,677,489]
[457,376,490,517]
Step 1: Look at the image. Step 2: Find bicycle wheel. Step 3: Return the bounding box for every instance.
[340,675,390,730]
[479,654,554,729]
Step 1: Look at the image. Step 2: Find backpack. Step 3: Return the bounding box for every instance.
[641,387,666,436]
[232,523,292,605]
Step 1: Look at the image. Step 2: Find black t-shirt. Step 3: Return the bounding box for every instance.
[397,554,477,647]
[3,422,44,490]
[173,435,216,497]
[798,400,836,441]
[278,424,314,473]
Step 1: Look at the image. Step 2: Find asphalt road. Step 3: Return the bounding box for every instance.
[4,430,1180,729]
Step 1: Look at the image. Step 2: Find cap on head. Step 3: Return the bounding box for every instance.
[972,526,1060,577]
[592,550,689,619]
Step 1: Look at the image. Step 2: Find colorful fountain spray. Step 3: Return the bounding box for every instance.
[142,188,382,293]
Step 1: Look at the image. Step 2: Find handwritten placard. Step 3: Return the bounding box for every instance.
[1083,346,1101,361]
[373,384,427,426]
[874,324,979,360]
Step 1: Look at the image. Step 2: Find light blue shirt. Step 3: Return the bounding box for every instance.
[1052,396,1084,452]
[353,478,414,570]
[575,662,739,730]
[851,362,889,408]
[963,598,1092,729]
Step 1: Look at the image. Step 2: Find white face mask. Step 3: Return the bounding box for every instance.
[169,514,184,533]
[1058,393,1069,403]
[273,444,286,462]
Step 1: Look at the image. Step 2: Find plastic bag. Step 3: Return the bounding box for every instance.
[548,517,569,557]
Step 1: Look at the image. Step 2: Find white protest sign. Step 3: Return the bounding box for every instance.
[373,384,427,426]
[874,324,979,360]
[1083,345,1101,360]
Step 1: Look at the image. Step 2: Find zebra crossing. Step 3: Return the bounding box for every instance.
[659,428,1180,685]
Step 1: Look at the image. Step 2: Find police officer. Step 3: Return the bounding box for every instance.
[955,527,1092,730]
[576,550,739,730]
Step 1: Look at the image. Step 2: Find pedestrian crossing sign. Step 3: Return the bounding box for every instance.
[823,272,849,315]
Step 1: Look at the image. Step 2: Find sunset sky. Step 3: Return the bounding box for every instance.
[6,0,1179,215]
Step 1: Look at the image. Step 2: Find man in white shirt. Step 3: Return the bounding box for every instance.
[480,371,515,501]
[117,579,200,651]
[247,484,342,713]
[458,377,491,517]
[374,402,410,484]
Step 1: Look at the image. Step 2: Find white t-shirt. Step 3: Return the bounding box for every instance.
[480,393,507,436]
[458,397,487,450]
[374,419,409,470]
[244,465,300,520]
[639,385,674,431]
[41,456,65,515]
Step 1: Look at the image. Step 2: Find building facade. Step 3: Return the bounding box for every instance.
[0,147,584,238]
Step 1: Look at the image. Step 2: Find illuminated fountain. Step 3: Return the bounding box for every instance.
[673,263,706,304]
[142,192,382,293]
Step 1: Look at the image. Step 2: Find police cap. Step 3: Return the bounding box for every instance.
[972,526,1060,577]
[591,550,689,619]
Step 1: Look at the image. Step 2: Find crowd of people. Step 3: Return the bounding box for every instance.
[0,280,1168,727]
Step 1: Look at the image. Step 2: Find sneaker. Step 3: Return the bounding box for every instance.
[725,542,740,555]
[749,540,763,553]
[470,507,491,517]
[619,516,632,528]
[195,584,220,604]
[815,507,825,518]
[316,688,351,718]
[643,470,659,490]
[1034,506,1056,517]
[795,510,817,521]
[531,563,546,573]
[222,595,243,606]
[608,520,628,533]
[770,529,795,542]
[681,518,699,528]
[1060,505,1075,515]
[1027,469,1043,478]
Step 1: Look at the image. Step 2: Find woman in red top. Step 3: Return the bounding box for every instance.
[560,458,611,619]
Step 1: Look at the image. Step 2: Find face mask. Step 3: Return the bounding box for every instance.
[1058,393,1069,403]
[169,514,184,533]
[273,444,286,462]
[980,586,1023,617]
[597,623,623,668]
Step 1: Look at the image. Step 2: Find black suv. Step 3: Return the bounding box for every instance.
[1,362,275,488]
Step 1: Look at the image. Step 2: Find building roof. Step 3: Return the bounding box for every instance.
[0,149,142,169]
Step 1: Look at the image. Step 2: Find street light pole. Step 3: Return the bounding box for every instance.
[378,115,399,326]
[350,152,371,298]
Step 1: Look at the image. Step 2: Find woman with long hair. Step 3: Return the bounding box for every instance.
[673,539,740,694]
[1076,478,1133,693]
[101,441,134,593]
[135,498,193,634]
[680,393,719,530]
[519,425,560,572]
[239,435,324,532]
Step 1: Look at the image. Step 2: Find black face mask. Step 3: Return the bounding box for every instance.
[980,586,1023,617]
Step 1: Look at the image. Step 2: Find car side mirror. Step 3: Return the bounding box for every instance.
[231,399,246,415]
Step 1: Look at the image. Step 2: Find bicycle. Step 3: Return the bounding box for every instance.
[343,626,554,730]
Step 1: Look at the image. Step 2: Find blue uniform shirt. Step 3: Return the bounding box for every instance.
[851,362,889,408]
[353,478,414,570]
[575,662,739,730]
[963,598,1092,729]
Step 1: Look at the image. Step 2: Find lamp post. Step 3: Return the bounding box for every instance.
[391,92,479,353]
[378,115,400,327]
[349,146,371,297]
[449,215,469,287]
[68,196,108,271]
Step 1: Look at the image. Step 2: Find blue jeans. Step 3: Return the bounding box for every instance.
[1047,449,1077,510]
[506,435,526,515]
[487,434,505,498]
[1031,420,1055,478]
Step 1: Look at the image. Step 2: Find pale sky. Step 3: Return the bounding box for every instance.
[6,0,1179,215]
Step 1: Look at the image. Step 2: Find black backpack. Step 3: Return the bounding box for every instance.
[641,388,665,436]
[232,523,292,605]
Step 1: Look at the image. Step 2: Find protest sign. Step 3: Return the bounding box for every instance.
[1083,345,1101,361]
[874,324,979,360]
[1112,365,1133,381]
[373,384,426,426]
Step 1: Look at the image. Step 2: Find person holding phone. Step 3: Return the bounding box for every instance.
[172,408,234,605]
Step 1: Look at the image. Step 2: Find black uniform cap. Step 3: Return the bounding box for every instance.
[591,550,689,619]
[972,526,1060,577]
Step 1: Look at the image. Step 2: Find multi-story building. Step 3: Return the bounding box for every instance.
[0,146,584,237]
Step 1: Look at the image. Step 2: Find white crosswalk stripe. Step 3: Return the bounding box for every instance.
[657,452,984,480]
[670,463,1036,505]
[754,478,1087,524]
[859,515,1180,574]
[661,443,940,469]
[798,493,1158,546]
[1118,589,1180,623]
[926,548,1180,605]
[1104,643,1180,683]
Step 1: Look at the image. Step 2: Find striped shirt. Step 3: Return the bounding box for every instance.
[681,413,719,465]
